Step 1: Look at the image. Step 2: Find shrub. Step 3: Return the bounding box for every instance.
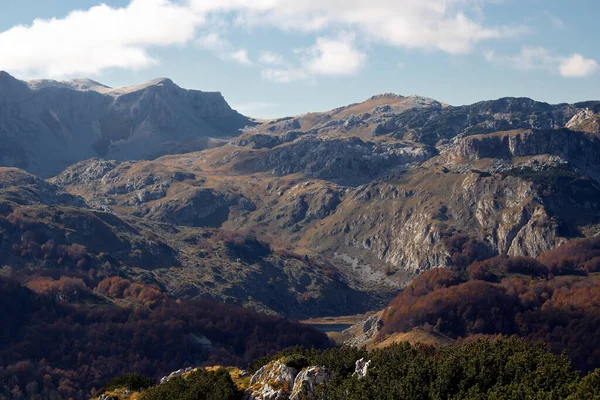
[242,338,581,400]
[469,256,548,278]
[283,354,310,371]
[215,230,271,262]
[443,234,491,269]
[139,369,241,400]
[539,238,600,274]
[102,373,155,393]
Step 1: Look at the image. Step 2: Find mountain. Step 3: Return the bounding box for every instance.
[0,71,252,177]
[0,167,369,318]
[3,88,600,317]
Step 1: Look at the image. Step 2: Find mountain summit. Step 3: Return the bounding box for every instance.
[0,72,253,177]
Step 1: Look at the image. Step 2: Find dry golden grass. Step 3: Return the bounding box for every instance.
[370,328,455,350]
[300,311,380,326]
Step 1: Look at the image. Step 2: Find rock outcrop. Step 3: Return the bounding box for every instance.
[0,168,87,207]
[147,188,246,227]
[289,367,333,400]
[343,315,383,347]
[452,129,600,181]
[230,136,432,185]
[565,107,600,133]
[245,361,332,400]
[160,367,196,384]
[245,361,298,400]
[353,358,371,379]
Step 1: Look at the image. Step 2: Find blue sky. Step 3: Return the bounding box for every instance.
[1,0,599,118]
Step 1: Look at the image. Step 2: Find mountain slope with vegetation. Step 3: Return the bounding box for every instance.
[2,90,600,318]
[0,277,331,400]
[377,238,600,372]
[43,93,600,317]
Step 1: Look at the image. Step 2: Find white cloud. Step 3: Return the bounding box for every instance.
[485,46,599,78]
[485,46,556,71]
[0,0,521,79]
[196,32,252,65]
[261,67,307,83]
[303,36,366,76]
[228,49,252,65]
[232,101,280,117]
[196,32,229,51]
[543,10,566,30]
[0,0,201,78]
[0,0,536,81]
[260,36,365,83]
[258,51,284,65]
[192,0,521,54]
[559,54,599,78]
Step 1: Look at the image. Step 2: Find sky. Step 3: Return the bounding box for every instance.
[0,0,599,118]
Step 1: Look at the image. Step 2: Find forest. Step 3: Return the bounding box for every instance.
[382,238,600,371]
[0,277,331,400]
[4,229,600,398]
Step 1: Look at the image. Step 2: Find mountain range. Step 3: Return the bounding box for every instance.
[3,71,600,399]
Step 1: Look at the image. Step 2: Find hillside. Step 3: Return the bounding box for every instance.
[0,277,331,400]
[0,168,368,318]
[375,238,600,372]
[0,71,252,177]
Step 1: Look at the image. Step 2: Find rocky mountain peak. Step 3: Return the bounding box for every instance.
[0,70,14,82]
[27,77,110,91]
[0,71,253,177]
[0,70,29,95]
[67,78,109,90]
[103,76,181,96]
[368,93,405,101]
[145,77,175,86]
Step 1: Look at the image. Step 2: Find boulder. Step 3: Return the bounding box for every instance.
[245,360,298,400]
[289,366,332,400]
[343,315,383,347]
[354,358,371,379]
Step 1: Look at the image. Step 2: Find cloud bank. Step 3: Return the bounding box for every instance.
[0,0,200,77]
[0,0,596,81]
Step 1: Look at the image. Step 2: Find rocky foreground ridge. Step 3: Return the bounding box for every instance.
[97,357,370,400]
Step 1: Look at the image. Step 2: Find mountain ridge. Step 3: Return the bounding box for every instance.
[0,71,254,177]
